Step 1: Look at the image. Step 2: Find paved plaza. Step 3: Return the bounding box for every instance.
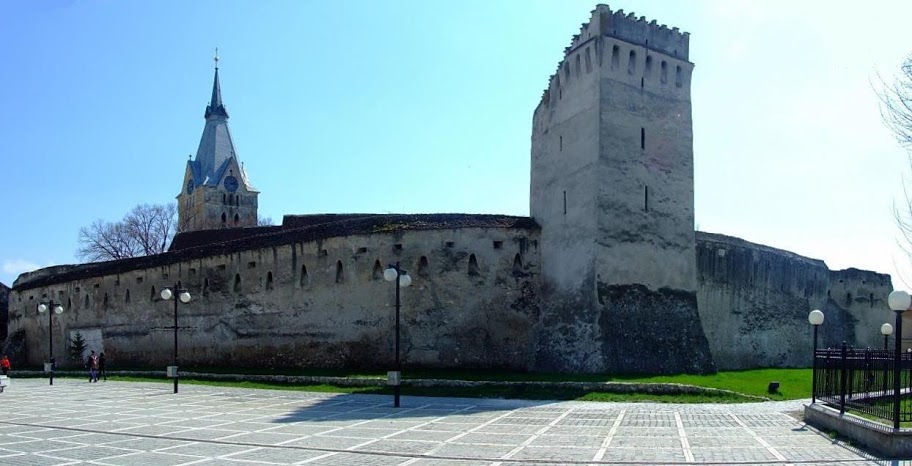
[0,378,896,465]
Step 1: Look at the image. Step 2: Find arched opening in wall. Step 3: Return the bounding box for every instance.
[221,213,227,226]
[67,297,71,309]
[512,254,523,276]
[125,289,131,304]
[627,50,636,75]
[235,195,239,206]
[468,254,480,276]
[266,272,274,291]
[584,47,592,73]
[150,286,156,301]
[564,62,570,80]
[418,256,429,277]
[203,278,210,297]
[644,55,653,78]
[660,61,668,84]
[675,65,683,88]
[611,45,619,69]
[845,292,852,307]
[234,274,241,292]
[300,264,309,287]
[372,260,382,280]
[84,295,90,308]
[234,213,240,224]
[335,260,344,284]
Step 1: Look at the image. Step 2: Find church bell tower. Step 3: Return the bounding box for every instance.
[177,51,259,232]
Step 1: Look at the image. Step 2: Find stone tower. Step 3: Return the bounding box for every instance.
[530,5,714,374]
[177,55,259,232]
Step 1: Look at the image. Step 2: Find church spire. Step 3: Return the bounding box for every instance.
[205,48,228,119]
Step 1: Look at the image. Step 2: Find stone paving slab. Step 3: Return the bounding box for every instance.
[0,378,894,465]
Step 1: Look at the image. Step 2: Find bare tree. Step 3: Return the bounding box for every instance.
[879,55,912,282]
[258,215,274,226]
[879,56,912,150]
[76,203,177,262]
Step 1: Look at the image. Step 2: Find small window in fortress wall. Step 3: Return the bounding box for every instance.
[627,50,636,75]
[300,264,309,286]
[445,241,454,248]
[335,261,344,284]
[357,247,368,254]
[125,289,131,304]
[641,128,645,150]
[575,54,580,76]
[512,254,523,276]
[103,293,109,308]
[203,278,210,297]
[67,297,71,309]
[468,254,480,276]
[493,241,503,250]
[248,261,256,269]
[221,213,227,225]
[189,268,197,276]
[564,62,570,79]
[393,244,403,252]
[585,47,592,73]
[675,65,683,88]
[150,286,156,302]
[660,61,668,84]
[372,260,382,280]
[217,264,226,271]
[644,56,653,79]
[418,256,429,277]
[611,45,619,69]
[234,274,242,292]
[84,295,90,308]
[266,272,274,291]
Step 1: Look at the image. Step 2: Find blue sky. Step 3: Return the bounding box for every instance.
[2,0,912,290]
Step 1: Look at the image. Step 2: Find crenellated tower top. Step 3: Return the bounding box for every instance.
[566,4,689,60]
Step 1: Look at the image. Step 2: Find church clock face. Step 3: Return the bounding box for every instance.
[224,175,239,192]
[186,179,194,194]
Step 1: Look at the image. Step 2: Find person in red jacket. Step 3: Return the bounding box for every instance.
[1,355,10,376]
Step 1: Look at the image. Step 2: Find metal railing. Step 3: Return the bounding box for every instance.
[814,342,912,427]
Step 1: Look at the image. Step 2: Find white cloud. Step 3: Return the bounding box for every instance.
[2,259,41,276]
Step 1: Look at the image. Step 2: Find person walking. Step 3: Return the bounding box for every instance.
[0,355,10,376]
[86,351,99,383]
[99,353,107,381]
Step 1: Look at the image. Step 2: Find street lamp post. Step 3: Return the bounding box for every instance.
[160,285,191,394]
[384,262,411,408]
[882,323,894,351]
[808,309,824,403]
[888,290,910,430]
[37,301,64,386]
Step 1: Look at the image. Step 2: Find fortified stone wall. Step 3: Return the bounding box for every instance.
[0,282,8,341]
[9,224,541,371]
[696,232,894,370]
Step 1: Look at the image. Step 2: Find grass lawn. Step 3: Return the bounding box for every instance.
[38,367,811,403]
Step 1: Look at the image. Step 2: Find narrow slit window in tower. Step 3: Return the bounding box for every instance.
[641,128,645,150]
[584,47,592,73]
[575,54,581,76]
[266,271,274,290]
[611,45,619,69]
[661,61,668,84]
[85,295,90,308]
[675,65,683,88]
[221,212,227,225]
[234,274,242,292]
[103,293,109,307]
[203,278,210,296]
[125,289,131,303]
[559,135,562,152]
[335,260,344,284]
[645,55,653,78]
[372,260,382,280]
[234,213,240,224]
[150,286,156,302]
[644,186,649,211]
[468,254,480,276]
[563,191,567,215]
[418,256,429,277]
[300,264,308,286]
[512,253,523,276]
[627,50,636,75]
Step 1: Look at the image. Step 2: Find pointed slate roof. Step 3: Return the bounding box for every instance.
[187,57,252,189]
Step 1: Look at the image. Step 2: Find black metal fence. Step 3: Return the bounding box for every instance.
[814,343,912,426]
